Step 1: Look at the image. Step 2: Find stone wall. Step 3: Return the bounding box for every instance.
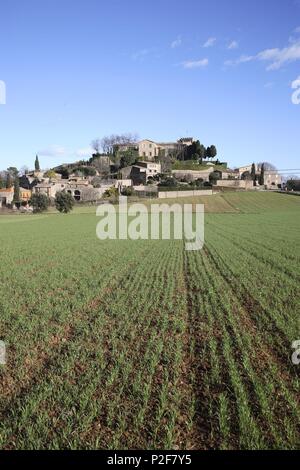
[172,169,214,182]
[158,189,213,199]
[133,185,158,192]
[216,180,254,189]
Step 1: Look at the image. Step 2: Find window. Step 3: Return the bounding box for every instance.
[74,190,81,201]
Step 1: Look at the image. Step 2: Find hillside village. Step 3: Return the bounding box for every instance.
[0,136,284,211]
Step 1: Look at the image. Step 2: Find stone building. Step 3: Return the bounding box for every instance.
[20,188,32,203]
[33,176,112,202]
[264,171,282,189]
[221,169,239,180]
[0,188,14,208]
[34,181,70,198]
[172,167,214,183]
[237,164,282,189]
[115,137,194,161]
[237,164,258,176]
[120,161,161,185]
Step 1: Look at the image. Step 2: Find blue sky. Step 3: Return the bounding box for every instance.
[0,0,299,170]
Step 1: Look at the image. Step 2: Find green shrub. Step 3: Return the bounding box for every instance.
[121,187,134,196]
[104,187,119,199]
[55,191,74,213]
[30,193,50,213]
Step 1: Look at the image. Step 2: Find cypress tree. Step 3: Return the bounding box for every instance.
[210,145,217,160]
[13,176,20,204]
[251,163,256,185]
[259,164,265,186]
[206,146,211,160]
[35,155,40,171]
[6,173,12,188]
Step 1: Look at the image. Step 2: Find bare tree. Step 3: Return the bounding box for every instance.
[257,162,277,171]
[101,135,114,154]
[91,133,139,156]
[20,166,29,176]
[101,133,139,154]
[281,174,297,183]
[160,154,173,173]
[119,132,139,145]
[91,139,101,155]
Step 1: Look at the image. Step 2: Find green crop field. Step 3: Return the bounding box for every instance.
[0,192,299,450]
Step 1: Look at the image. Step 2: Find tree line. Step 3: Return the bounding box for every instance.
[179,141,217,164]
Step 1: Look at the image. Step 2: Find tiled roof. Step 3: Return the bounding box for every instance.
[0,187,13,193]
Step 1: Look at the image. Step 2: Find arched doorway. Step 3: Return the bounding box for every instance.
[74,190,81,201]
